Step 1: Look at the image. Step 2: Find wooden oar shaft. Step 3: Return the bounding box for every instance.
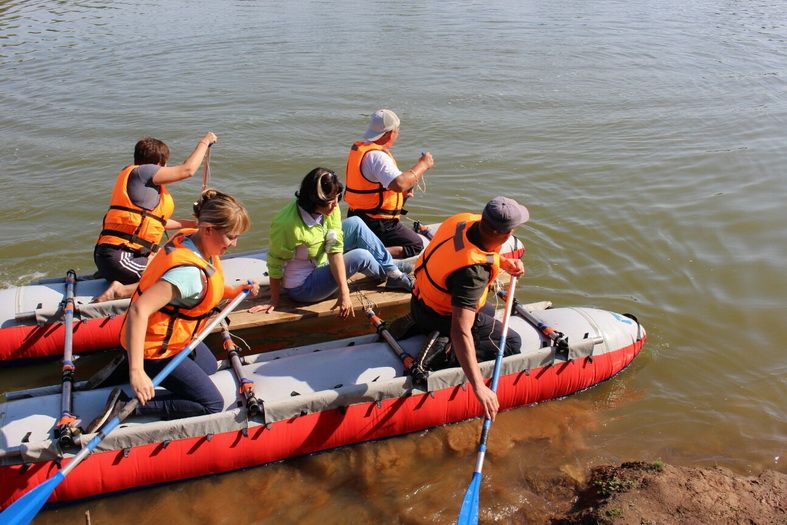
[200,144,211,192]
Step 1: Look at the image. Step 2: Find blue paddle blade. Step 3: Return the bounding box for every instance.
[457,471,482,525]
[0,471,65,525]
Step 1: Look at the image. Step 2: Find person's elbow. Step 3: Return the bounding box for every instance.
[127,299,156,323]
[153,165,196,185]
[126,301,145,323]
[178,164,197,179]
[388,176,409,193]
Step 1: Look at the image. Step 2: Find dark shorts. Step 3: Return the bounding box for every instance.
[411,297,521,363]
[93,243,149,284]
[347,211,424,258]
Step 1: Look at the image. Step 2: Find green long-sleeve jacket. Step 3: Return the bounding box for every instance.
[266,200,344,280]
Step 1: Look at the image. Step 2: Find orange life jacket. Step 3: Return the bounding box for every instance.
[96,165,175,255]
[344,141,405,220]
[413,213,501,316]
[120,229,224,360]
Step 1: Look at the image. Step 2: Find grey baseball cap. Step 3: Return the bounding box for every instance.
[362,109,400,141]
[481,196,530,231]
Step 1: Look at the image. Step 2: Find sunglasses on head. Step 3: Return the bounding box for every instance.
[316,170,341,205]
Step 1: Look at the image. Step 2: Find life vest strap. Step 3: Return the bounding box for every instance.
[108,204,168,226]
[99,229,160,254]
[159,305,212,322]
[414,236,453,296]
[345,186,384,195]
[348,206,407,216]
[158,316,177,355]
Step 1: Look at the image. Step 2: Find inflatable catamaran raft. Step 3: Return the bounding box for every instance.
[0,301,645,508]
[0,225,525,363]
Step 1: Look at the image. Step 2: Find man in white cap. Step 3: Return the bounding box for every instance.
[409,196,528,421]
[344,109,434,259]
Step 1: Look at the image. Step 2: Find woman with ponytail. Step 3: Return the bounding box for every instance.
[87,190,259,430]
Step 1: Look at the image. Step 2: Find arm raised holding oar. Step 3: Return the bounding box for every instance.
[87,189,257,430]
[93,132,217,303]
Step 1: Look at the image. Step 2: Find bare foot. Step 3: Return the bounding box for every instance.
[386,246,405,258]
[92,281,136,303]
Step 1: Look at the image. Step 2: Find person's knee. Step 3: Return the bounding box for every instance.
[345,248,384,279]
[352,247,379,263]
[344,248,372,264]
[342,215,365,234]
[203,392,224,414]
[504,329,522,355]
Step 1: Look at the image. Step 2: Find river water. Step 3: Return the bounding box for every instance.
[1,0,785,523]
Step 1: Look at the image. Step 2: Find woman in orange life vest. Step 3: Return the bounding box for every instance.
[93,132,217,303]
[87,189,259,431]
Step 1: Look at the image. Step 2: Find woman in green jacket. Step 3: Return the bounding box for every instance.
[251,167,412,318]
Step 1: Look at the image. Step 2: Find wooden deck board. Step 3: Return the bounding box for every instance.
[214,272,511,354]
[224,275,409,331]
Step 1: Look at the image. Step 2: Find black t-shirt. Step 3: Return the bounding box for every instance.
[446,265,490,309]
[446,222,491,309]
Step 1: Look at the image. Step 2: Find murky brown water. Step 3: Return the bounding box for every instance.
[1,0,785,523]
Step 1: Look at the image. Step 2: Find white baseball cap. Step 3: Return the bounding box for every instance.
[362,109,400,141]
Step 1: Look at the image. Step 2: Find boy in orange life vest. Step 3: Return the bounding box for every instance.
[93,132,217,303]
[410,197,529,422]
[344,109,434,258]
[86,190,259,431]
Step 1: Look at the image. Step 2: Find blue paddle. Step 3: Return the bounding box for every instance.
[457,276,518,525]
[0,288,250,525]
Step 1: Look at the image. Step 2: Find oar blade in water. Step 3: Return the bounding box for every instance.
[0,471,65,525]
[457,472,482,525]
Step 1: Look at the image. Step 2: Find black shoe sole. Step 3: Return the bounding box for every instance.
[86,387,122,434]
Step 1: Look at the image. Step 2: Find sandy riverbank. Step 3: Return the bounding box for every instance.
[510,461,786,524]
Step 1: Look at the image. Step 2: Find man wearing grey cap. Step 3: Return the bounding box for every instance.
[344,109,434,259]
[410,197,528,421]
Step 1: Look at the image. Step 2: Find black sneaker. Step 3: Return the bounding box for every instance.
[385,272,414,292]
[395,260,415,275]
[418,335,454,371]
[86,387,127,434]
